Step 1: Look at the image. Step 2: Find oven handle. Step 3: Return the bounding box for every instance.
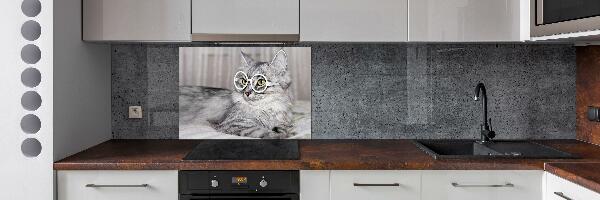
[179,196,209,200]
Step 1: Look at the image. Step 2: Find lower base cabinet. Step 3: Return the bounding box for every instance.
[57,170,600,200]
[421,170,543,200]
[300,170,546,200]
[330,170,421,200]
[545,172,600,200]
[57,170,178,200]
[300,171,331,200]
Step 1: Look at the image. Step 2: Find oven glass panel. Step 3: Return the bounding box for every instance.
[185,195,297,200]
[209,198,293,200]
[541,0,600,24]
[182,196,297,200]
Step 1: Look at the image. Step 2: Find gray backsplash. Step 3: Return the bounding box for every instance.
[112,43,576,139]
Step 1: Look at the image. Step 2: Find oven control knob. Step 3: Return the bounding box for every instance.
[259,179,268,188]
[210,180,219,188]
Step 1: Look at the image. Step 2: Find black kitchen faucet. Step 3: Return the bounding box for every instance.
[474,82,495,143]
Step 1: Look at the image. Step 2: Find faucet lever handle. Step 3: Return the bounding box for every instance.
[488,118,496,139]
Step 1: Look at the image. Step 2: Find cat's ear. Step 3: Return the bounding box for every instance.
[270,49,288,71]
[240,51,255,67]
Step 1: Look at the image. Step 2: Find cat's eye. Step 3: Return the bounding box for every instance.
[256,79,266,87]
[234,71,249,90]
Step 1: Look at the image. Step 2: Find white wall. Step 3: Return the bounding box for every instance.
[53,0,112,161]
[0,0,110,198]
[0,0,54,199]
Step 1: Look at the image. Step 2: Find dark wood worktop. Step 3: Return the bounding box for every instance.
[54,139,600,171]
[545,162,600,194]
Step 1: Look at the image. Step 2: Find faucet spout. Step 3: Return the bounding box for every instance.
[474,83,495,142]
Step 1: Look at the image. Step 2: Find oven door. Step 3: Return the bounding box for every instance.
[180,194,299,200]
[532,0,600,37]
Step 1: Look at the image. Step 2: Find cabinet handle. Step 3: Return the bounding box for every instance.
[451,182,514,188]
[553,192,573,200]
[353,183,400,187]
[85,184,149,188]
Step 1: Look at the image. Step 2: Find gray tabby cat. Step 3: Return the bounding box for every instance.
[208,49,295,139]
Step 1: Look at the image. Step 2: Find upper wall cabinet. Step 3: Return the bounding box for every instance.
[191,0,300,42]
[82,0,191,42]
[300,0,408,42]
[82,0,529,42]
[409,0,529,42]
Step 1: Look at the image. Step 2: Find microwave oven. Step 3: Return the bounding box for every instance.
[532,0,600,37]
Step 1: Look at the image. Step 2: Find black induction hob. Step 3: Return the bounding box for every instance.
[183,140,300,160]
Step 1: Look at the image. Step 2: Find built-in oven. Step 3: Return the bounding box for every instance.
[179,171,299,200]
[532,0,600,37]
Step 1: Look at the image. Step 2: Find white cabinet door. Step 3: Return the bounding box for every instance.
[421,170,543,200]
[191,0,299,41]
[301,0,408,42]
[409,0,529,42]
[57,170,178,200]
[83,0,191,41]
[545,172,600,200]
[301,170,330,200]
[330,170,420,200]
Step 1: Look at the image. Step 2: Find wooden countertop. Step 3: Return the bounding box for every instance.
[54,139,600,171]
[54,139,600,194]
[545,162,600,194]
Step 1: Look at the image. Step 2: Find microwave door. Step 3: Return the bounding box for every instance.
[538,0,600,25]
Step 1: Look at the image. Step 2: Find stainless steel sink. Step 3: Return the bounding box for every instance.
[413,140,577,159]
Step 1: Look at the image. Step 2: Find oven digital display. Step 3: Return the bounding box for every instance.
[232,176,248,185]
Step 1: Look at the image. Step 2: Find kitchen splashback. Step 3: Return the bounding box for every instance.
[112,43,576,139]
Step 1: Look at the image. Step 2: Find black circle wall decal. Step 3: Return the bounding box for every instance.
[21,44,41,64]
[21,138,42,157]
[21,68,41,88]
[20,114,41,134]
[21,20,41,41]
[21,0,41,17]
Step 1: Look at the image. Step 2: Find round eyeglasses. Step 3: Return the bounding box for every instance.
[233,71,278,93]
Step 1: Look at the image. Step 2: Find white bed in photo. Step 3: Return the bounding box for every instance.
[179,86,311,139]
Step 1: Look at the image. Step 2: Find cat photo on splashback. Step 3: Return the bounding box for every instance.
[179,47,311,139]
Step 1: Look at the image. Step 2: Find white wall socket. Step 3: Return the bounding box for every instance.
[128,106,143,119]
